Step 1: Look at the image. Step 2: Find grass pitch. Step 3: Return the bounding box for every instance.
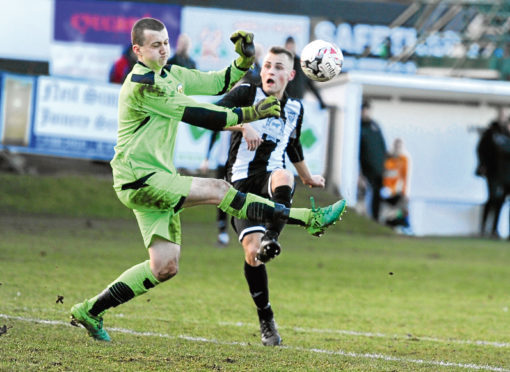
[0,173,509,371]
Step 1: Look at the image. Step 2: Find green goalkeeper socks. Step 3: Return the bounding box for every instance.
[218,186,272,218]
[218,186,311,226]
[89,260,160,316]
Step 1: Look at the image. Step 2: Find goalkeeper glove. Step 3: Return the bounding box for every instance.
[241,96,281,123]
[230,30,255,70]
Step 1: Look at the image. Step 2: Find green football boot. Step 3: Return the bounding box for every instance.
[306,197,347,237]
[70,300,111,342]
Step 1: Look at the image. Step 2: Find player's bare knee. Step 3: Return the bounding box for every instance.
[155,259,179,281]
[149,239,180,281]
[209,178,231,204]
[271,169,294,186]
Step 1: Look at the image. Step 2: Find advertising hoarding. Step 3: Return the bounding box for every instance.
[182,7,309,72]
[54,0,181,45]
[32,76,120,160]
[51,0,181,81]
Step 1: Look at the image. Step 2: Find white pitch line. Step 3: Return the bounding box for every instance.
[1,313,509,372]
[220,321,510,348]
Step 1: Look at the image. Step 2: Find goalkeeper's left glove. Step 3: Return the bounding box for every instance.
[230,30,255,70]
[241,96,281,123]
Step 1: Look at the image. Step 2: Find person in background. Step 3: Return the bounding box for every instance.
[109,45,137,84]
[490,115,510,240]
[283,36,326,109]
[200,130,232,246]
[476,108,507,238]
[381,138,412,233]
[167,33,196,69]
[359,100,387,222]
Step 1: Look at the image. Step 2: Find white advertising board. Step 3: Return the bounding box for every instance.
[33,76,120,159]
[182,7,310,71]
[50,42,123,82]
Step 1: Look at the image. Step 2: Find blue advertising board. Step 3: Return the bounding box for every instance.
[54,0,181,46]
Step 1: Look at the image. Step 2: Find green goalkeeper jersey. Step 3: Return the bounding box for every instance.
[111,61,245,190]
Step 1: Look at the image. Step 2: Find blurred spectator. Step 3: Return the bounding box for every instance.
[381,138,412,233]
[240,43,264,85]
[476,108,507,238]
[200,130,232,246]
[283,36,326,109]
[167,33,196,69]
[109,45,137,84]
[491,116,510,240]
[359,100,387,222]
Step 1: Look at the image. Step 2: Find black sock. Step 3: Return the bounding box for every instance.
[89,283,134,316]
[244,261,273,321]
[272,185,292,208]
[265,185,293,237]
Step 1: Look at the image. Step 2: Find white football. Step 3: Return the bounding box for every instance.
[300,40,343,82]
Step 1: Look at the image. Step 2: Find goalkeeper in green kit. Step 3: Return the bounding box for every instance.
[70,17,346,342]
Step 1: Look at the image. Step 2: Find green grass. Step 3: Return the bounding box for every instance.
[1,174,509,371]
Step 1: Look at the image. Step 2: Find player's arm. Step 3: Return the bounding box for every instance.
[213,83,257,127]
[216,83,257,109]
[214,83,262,150]
[225,123,261,151]
[293,160,325,188]
[172,30,255,96]
[139,85,279,130]
[169,63,247,97]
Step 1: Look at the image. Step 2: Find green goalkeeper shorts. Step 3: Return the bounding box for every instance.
[116,171,193,248]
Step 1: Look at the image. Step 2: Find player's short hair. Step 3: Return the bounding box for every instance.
[268,46,294,62]
[131,18,166,46]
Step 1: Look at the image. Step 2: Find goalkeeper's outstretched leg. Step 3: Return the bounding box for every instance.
[185,178,346,236]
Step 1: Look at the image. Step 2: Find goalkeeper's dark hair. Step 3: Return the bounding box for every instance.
[268,46,294,62]
[132,18,166,46]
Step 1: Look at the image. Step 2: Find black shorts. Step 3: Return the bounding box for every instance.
[231,172,273,242]
[231,171,296,242]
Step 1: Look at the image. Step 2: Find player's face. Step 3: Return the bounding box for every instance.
[260,53,295,99]
[134,28,171,72]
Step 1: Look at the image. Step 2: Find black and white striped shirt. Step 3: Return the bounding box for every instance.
[217,84,305,183]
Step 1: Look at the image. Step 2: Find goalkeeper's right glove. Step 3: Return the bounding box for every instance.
[230,30,256,70]
[240,96,281,123]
